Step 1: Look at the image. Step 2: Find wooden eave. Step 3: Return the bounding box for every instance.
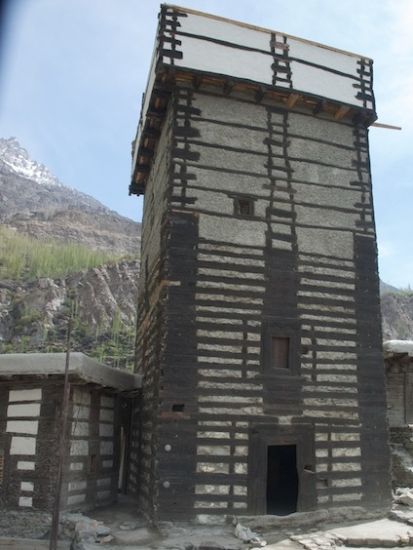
[130,65,377,196]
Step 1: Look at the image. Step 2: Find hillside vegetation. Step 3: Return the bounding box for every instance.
[0,258,139,369]
[0,226,122,281]
[0,137,141,369]
[0,229,138,369]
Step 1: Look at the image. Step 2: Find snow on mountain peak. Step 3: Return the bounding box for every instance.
[0,137,62,187]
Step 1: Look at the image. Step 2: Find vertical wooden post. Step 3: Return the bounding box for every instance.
[49,315,72,550]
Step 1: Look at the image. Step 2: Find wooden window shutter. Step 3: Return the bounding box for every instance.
[272,337,290,369]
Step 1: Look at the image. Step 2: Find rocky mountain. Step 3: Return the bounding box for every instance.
[0,260,139,368]
[380,280,402,296]
[381,291,413,341]
[0,137,141,367]
[379,279,413,341]
[0,137,62,187]
[0,137,141,256]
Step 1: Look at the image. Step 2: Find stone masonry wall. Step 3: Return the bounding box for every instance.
[386,367,406,428]
[385,359,413,489]
[134,101,174,519]
[63,386,118,511]
[0,382,60,511]
[0,381,120,512]
[137,87,391,522]
[389,427,413,489]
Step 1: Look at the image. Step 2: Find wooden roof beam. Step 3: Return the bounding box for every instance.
[223,80,235,96]
[313,99,327,115]
[138,146,155,159]
[193,74,203,90]
[287,93,300,109]
[255,87,265,103]
[334,105,351,120]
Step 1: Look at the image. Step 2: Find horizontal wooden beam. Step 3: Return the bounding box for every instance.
[371,122,402,130]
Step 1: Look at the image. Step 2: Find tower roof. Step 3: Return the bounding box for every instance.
[131,4,376,195]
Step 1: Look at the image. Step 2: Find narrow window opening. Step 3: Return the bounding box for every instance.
[89,453,97,474]
[234,197,254,217]
[0,451,4,485]
[172,404,185,412]
[272,336,290,369]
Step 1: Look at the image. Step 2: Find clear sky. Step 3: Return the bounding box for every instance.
[0,0,412,288]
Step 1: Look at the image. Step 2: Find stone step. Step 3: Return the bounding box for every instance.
[332,518,413,548]
[233,507,383,534]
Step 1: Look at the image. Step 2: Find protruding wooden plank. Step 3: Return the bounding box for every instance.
[334,105,351,120]
[313,99,326,115]
[286,93,300,109]
[138,146,155,158]
[223,80,235,96]
[371,122,402,130]
[135,164,151,174]
[255,87,265,103]
[144,127,161,138]
[193,74,203,89]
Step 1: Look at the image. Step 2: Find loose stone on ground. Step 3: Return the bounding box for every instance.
[6,498,413,550]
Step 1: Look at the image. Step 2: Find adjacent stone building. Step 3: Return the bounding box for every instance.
[129,5,391,522]
[384,340,413,488]
[0,353,140,512]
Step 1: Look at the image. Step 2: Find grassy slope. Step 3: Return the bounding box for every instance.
[0,225,121,280]
[0,225,137,369]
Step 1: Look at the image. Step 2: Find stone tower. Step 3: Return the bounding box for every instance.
[129,5,391,522]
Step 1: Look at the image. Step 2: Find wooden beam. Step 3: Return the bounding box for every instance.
[334,105,351,120]
[152,87,171,98]
[144,127,161,138]
[255,87,265,103]
[223,80,234,96]
[138,147,155,159]
[286,93,300,109]
[146,106,167,118]
[313,100,326,115]
[193,74,203,90]
[135,164,151,174]
[371,122,402,130]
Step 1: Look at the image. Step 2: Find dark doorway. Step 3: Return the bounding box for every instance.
[266,445,298,515]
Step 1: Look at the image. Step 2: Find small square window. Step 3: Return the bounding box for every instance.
[234,197,254,217]
[271,337,290,369]
[263,324,298,375]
